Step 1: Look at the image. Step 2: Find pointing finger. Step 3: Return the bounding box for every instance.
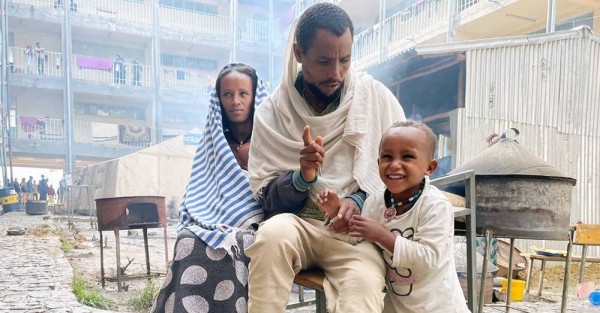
[302,125,313,146]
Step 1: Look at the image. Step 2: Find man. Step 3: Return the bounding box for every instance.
[38,175,49,201]
[27,176,34,201]
[12,178,21,208]
[131,58,142,86]
[246,3,406,312]
[35,42,45,75]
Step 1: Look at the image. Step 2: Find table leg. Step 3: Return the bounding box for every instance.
[506,238,515,313]
[537,260,546,296]
[579,245,588,283]
[525,257,533,294]
[100,231,105,289]
[115,229,122,292]
[478,230,493,313]
[561,229,574,313]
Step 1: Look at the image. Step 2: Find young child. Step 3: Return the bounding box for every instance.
[319,121,470,312]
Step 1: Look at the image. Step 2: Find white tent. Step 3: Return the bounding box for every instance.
[73,129,201,216]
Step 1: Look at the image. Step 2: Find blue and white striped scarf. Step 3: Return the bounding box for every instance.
[177,68,268,255]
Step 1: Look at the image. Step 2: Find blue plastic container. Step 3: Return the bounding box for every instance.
[589,290,600,306]
[0,187,20,213]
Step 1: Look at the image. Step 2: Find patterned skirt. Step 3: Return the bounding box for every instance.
[151,229,254,313]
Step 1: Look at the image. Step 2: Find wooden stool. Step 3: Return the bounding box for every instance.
[288,269,327,313]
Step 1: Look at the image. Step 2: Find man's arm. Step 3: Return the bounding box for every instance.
[256,170,315,217]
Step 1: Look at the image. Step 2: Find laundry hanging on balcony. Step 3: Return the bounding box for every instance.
[119,125,151,145]
[76,56,113,71]
[176,70,186,80]
[20,116,45,133]
[91,122,119,143]
[279,6,294,31]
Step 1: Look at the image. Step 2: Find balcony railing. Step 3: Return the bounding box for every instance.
[16,117,64,141]
[74,120,152,147]
[457,0,480,12]
[72,55,153,87]
[239,19,270,44]
[9,0,57,9]
[15,116,153,148]
[353,0,449,67]
[160,67,215,94]
[75,0,153,24]
[352,26,381,64]
[159,6,232,38]
[10,47,63,77]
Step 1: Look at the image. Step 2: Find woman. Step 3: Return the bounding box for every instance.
[152,63,268,313]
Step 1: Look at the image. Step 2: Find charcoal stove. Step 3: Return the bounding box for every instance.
[444,129,577,313]
[96,196,169,291]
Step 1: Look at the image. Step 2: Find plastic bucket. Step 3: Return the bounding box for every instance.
[501,279,526,301]
[0,187,20,213]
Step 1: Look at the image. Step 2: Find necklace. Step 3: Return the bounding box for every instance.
[383,180,425,221]
[234,133,252,151]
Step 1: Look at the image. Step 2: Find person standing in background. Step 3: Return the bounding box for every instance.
[38,175,49,201]
[35,42,45,75]
[48,184,56,206]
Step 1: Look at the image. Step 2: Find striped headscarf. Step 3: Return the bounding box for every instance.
[178,63,268,255]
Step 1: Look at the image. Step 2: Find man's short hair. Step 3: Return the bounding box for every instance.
[295,3,354,54]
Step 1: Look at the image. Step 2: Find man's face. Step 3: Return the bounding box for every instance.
[293,28,352,101]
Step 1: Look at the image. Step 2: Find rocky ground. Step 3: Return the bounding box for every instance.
[1,209,600,312]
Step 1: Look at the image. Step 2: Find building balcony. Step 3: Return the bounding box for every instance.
[160,66,215,94]
[159,5,232,45]
[353,0,451,69]
[75,0,153,24]
[14,116,153,148]
[71,55,153,87]
[239,19,270,46]
[10,46,63,77]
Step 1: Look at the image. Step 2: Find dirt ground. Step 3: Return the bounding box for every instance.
[48,211,600,312]
[52,212,179,312]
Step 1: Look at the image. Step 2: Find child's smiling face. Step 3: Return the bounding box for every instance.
[378,127,437,200]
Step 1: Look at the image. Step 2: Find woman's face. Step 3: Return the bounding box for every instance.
[219,72,254,124]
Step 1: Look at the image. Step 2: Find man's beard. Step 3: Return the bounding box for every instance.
[305,80,343,105]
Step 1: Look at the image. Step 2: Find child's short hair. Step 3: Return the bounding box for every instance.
[384,121,437,159]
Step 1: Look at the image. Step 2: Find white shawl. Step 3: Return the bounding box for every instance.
[249,21,406,200]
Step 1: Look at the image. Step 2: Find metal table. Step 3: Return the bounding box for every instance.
[431,170,479,313]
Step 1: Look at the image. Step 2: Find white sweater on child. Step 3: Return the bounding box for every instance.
[362,178,471,313]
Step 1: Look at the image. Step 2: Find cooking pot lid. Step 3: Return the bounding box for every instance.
[448,128,570,178]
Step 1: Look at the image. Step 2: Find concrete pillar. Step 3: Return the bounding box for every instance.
[62,0,75,174]
[153,0,163,143]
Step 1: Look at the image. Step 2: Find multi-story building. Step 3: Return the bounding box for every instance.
[1,0,598,177]
[1,0,295,176]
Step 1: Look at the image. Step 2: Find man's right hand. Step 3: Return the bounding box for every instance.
[300,125,324,182]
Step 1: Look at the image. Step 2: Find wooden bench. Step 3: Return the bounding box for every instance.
[524,253,600,296]
[287,269,327,313]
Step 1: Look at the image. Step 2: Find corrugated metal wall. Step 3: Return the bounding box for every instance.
[454,29,600,257]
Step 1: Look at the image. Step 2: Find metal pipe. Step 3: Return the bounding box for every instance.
[231,0,238,63]
[63,0,75,174]
[152,0,162,143]
[2,0,12,183]
[269,0,273,90]
[379,0,387,63]
[546,0,556,33]
[0,0,8,184]
[447,0,456,42]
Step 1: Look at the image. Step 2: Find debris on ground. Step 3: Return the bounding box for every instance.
[7,227,27,236]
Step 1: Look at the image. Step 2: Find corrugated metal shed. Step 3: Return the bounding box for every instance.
[418,27,600,257]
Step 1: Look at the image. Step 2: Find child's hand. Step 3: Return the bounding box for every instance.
[316,189,341,217]
[349,215,389,243]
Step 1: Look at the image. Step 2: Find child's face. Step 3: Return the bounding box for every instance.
[378,127,437,200]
